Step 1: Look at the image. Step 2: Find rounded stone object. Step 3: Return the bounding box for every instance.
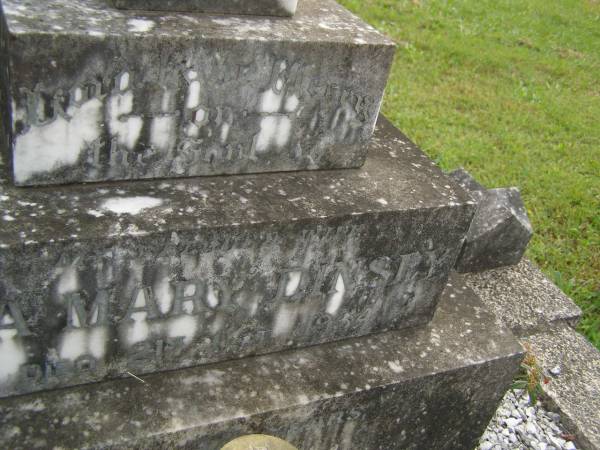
[222,434,299,450]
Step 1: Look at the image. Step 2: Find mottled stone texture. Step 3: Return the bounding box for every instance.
[448,169,534,272]
[0,0,394,186]
[0,278,524,450]
[462,258,581,337]
[457,188,533,272]
[112,0,299,16]
[0,118,475,397]
[448,168,486,202]
[0,1,10,178]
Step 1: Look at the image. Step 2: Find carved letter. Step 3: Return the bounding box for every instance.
[171,281,206,316]
[64,289,110,329]
[0,301,32,337]
[391,252,423,285]
[123,286,160,321]
[276,269,307,302]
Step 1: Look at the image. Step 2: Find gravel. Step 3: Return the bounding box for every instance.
[477,389,579,450]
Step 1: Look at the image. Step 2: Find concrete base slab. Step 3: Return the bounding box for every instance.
[524,326,600,450]
[462,258,582,336]
[0,276,523,450]
[461,259,598,449]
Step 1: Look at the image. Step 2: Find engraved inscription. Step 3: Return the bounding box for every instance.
[0,225,454,396]
[11,51,378,184]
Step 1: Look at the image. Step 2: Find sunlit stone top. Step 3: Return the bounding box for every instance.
[1,0,388,44]
[112,0,299,17]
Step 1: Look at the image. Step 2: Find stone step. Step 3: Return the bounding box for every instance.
[0,276,524,450]
[0,0,395,186]
[112,0,299,16]
[0,117,476,397]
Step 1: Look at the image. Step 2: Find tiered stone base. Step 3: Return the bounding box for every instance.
[0,118,474,397]
[0,277,523,449]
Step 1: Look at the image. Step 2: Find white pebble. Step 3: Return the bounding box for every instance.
[549,365,561,376]
[505,417,522,428]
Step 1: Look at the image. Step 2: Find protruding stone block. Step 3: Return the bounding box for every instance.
[448,168,534,272]
[456,187,533,272]
[448,168,486,202]
[0,278,524,449]
[0,118,475,397]
[0,0,394,186]
[112,0,299,16]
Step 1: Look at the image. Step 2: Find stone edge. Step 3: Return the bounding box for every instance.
[0,276,525,449]
[459,259,599,449]
[461,258,582,337]
[523,325,600,450]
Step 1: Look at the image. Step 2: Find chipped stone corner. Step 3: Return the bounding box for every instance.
[446,167,534,273]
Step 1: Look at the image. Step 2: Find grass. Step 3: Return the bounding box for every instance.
[337,0,600,348]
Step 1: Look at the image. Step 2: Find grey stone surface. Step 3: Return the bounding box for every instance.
[461,258,582,336]
[0,276,524,450]
[0,117,476,397]
[0,0,394,186]
[112,0,299,16]
[456,187,534,272]
[462,259,595,449]
[448,167,486,202]
[0,2,9,180]
[523,326,600,450]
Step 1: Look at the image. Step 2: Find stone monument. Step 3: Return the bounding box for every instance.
[0,0,523,448]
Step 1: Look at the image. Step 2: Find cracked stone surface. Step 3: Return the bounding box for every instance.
[0,117,476,397]
[0,277,523,450]
[112,0,299,16]
[0,0,394,185]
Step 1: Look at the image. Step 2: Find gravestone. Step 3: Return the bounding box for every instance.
[112,0,299,16]
[0,0,523,448]
[0,0,394,185]
[0,117,475,397]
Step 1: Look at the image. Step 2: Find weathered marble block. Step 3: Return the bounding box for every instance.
[0,0,395,186]
[112,0,299,16]
[0,118,476,397]
[0,278,524,449]
[448,169,534,273]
